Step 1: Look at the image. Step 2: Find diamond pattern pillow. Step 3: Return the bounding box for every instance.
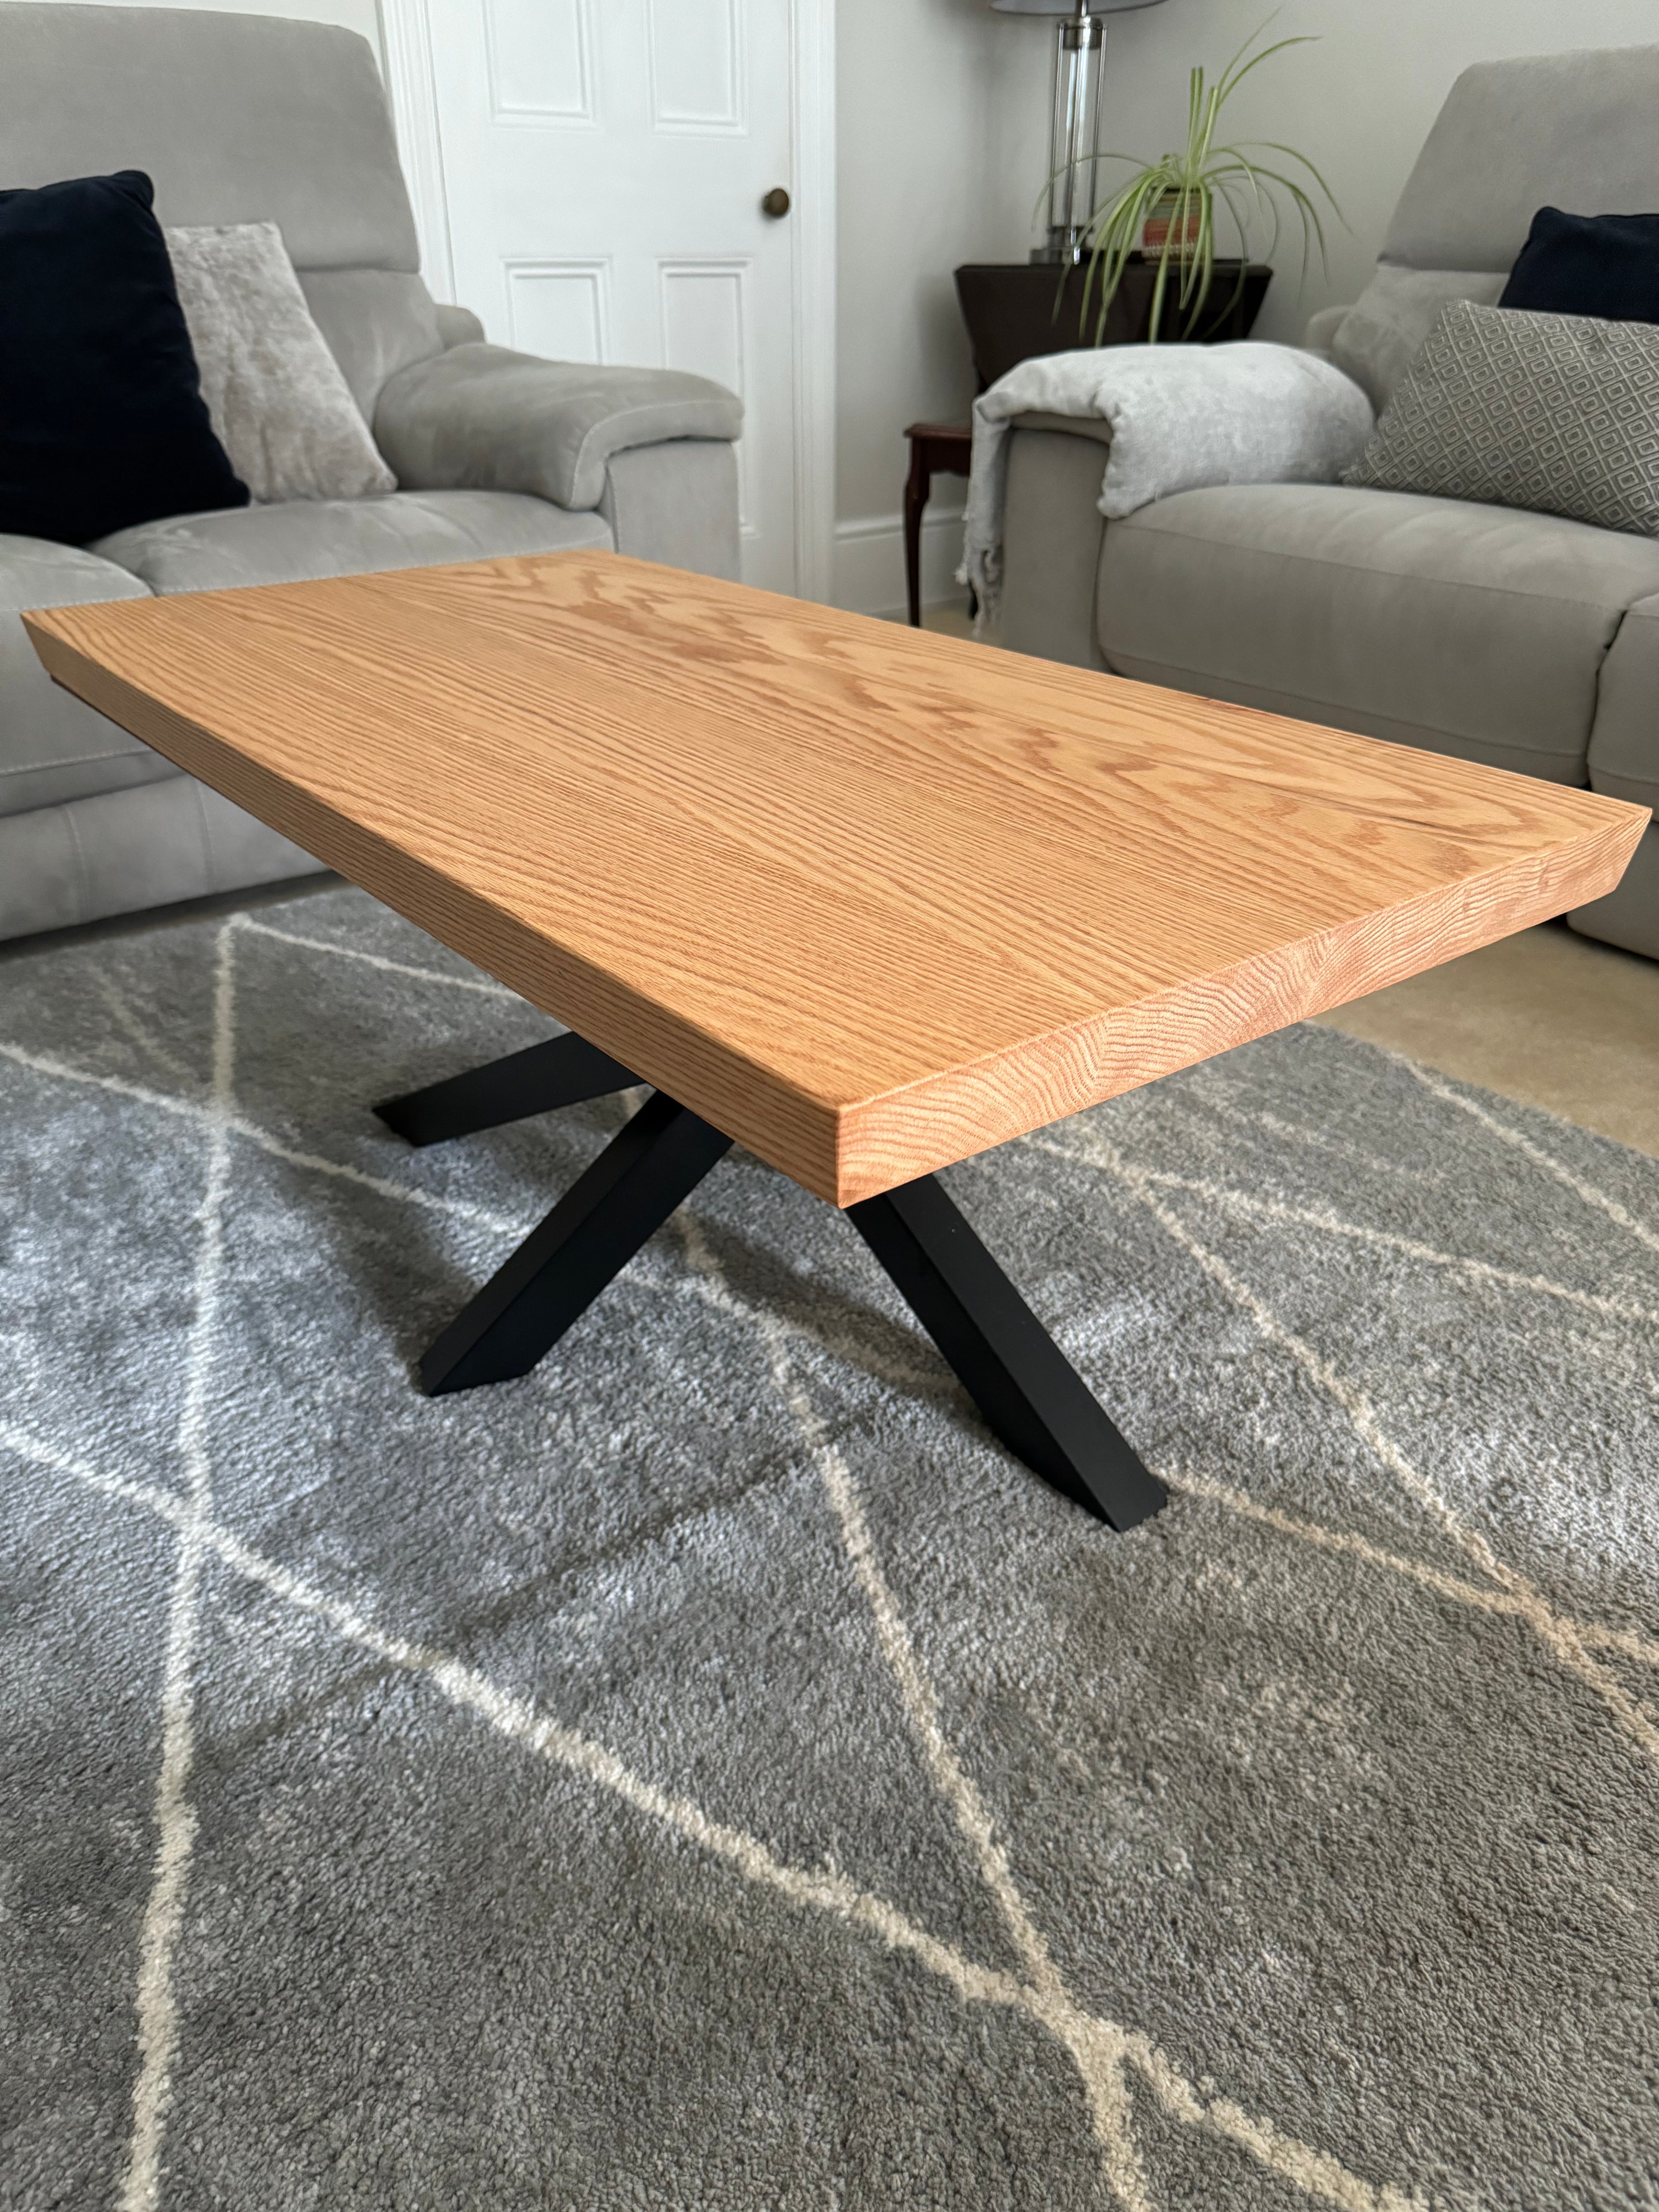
[1341,299,1659,537]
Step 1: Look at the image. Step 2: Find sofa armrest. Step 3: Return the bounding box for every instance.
[433,302,485,350]
[1301,303,1354,357]
[1088,349,1374,518]
[1006,411,1114,449]
[964,346,1374,623]
[373,343,744,512]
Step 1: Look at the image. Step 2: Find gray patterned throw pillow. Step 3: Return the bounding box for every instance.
[1341,299,1659,537]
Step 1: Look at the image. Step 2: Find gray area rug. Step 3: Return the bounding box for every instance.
[3,885,1657,2212]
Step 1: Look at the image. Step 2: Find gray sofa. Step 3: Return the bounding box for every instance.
[0,4,743,942]
[998,44,1659,961]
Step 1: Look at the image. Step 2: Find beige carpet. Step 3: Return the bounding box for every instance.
[1316,919,1659,1160]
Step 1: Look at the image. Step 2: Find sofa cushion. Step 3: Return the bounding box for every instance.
[1097,483,1659,785]
[1343,301,1659,539]
[1330,265,1506,411]
[297,270,443,422]
[1381,45,1659,275]
[92,489,613,595]
[0,169,247,546]
[1501,206,1659,325]
[1586,589,1659,813]
[0,536,175,820]
[166,222,395,503]
[0,5,418,273]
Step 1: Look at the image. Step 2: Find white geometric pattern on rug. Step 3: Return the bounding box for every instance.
[1,915,1413,2212]
[3,893,1656,2209]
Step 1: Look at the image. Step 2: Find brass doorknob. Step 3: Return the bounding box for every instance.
[761,187,791,219]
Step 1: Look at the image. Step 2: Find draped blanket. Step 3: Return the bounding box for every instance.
[960,342,1374,626]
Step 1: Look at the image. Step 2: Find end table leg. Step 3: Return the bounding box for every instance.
[903,445,928,629]
[849,1174,1166,1530]
[375,1033,639,1147]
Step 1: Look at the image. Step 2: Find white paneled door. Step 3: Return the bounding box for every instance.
[417,0,808,592]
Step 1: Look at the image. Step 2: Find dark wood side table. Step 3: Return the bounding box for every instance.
[905,260,1272,627]
[903,421,974,629]
[954,257,1273,389]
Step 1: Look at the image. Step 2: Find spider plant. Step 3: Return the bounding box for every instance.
[1072,21,1341,344]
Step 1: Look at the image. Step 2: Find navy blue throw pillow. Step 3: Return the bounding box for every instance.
[1500,205,1659,325]
[0,169,248,546]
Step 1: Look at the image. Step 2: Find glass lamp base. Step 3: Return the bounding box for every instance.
[1030,229,1090,267]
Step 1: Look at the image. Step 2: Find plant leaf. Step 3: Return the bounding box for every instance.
[1081,166,1174,342]
[1230,140,1346,226]
[1070,14,1338,334]
[1208,175,1257,268]
[1217,19,1318,108]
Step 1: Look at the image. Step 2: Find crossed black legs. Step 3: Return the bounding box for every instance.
[374,1032,639,1147]
[414,1090,732,1394]
[375,1038,1165,1529]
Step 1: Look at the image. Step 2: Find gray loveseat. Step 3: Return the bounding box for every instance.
[0,3,743,942]
[997,43,1659,961]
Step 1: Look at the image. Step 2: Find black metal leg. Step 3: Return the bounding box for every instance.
[848,1174,1166,1531]
[375,1033,639,1147]
[419,1088,732,1395]
[388,1035,1159,1527]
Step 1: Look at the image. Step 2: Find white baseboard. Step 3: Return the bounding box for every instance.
[831,507,968,618]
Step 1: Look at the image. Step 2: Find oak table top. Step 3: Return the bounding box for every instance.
[27,551,1649,1207]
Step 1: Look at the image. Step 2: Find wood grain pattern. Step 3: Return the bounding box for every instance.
[26,552,1649,1205]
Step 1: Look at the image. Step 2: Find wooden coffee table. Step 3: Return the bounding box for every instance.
[27,553,1647,1530]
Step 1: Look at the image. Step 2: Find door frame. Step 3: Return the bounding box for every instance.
[379,0,836,603]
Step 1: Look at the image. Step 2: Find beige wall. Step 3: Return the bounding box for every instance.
[1091,0,1659,345]
[833,0,1050,610]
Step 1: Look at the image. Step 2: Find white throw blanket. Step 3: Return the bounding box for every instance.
[960,342,1375,626]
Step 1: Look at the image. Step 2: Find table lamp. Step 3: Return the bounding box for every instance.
[992,0,1169,265]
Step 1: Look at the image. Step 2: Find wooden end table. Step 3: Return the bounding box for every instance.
[27,554,1648,1530]
[904,422,974,629]
[953,258,1273,389]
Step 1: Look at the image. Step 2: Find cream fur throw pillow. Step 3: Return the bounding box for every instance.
[165,222,396,503]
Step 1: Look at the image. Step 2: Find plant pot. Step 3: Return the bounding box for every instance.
[1141,194,1203,259]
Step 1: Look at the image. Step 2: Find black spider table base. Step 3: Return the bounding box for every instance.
[374,1032,1166,1531]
